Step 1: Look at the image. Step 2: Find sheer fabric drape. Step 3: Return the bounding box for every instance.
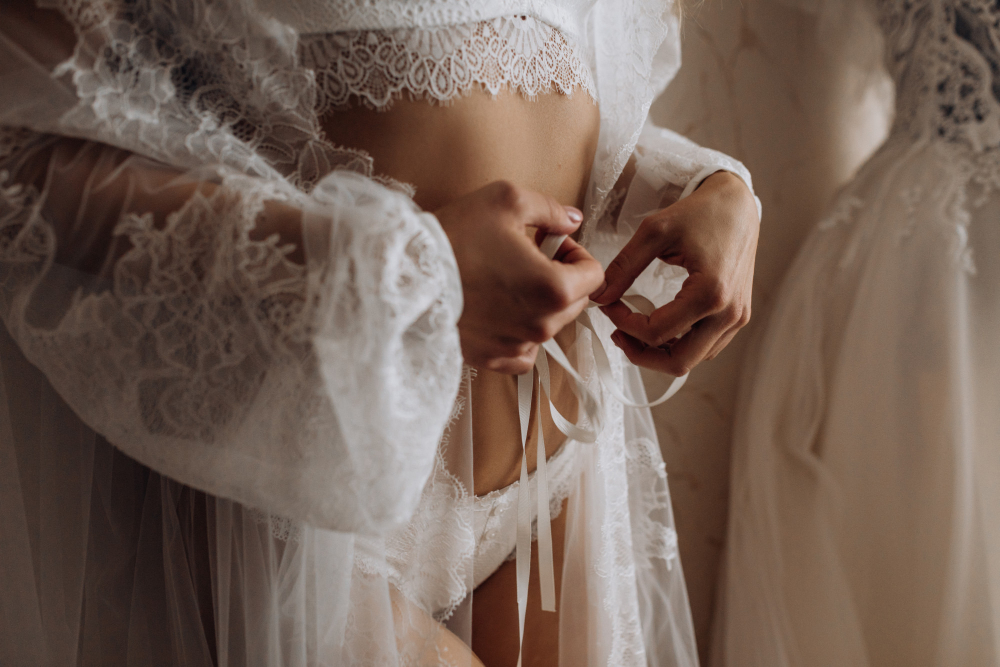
[715,1,1000,664]
[0,0,757,664]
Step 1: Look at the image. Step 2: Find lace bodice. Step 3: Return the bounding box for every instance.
[300,16,597,111]
[877,0,1000,151]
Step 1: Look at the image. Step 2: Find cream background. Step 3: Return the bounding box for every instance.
[644,1,893,659]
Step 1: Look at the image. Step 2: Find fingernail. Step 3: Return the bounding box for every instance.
[611,331,623,348]
[564,206,583,224]
[590,280,607,301]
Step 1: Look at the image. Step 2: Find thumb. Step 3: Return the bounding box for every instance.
[518,189,584,236]
[592,220,666,305]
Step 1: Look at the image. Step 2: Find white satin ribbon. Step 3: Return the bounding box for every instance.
[515,372,532,667]
[510,234,688,664]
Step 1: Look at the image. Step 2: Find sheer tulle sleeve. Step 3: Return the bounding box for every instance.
[0,1,464,534]
[586,121,761,307]
[0,137,462,535]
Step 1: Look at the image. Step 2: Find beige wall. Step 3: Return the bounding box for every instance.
[644,1,892,659]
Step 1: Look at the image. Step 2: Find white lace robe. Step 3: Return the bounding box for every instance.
[0,1,757,665]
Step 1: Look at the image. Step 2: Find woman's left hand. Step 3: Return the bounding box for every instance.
[591,171,760,376]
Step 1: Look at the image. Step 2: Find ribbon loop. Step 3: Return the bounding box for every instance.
[510,234,689,664]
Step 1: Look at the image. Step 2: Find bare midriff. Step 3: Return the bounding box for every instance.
[320,88,600,665]
[320,89,599,493]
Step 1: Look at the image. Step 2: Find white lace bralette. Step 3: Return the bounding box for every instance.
[298,16,597,112]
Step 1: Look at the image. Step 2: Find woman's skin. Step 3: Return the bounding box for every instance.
[7,2,760,663]
[322,86,759,666]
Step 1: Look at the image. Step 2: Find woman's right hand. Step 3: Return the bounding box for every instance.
[435,181,604,375]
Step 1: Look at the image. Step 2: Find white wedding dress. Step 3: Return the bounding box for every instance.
[0,1,760,666]
[715,1,1000,665]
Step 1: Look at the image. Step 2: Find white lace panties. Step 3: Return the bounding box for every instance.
[472,439,579,589]
[298,16,598,111]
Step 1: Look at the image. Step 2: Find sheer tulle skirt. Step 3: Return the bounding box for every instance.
[0,325,361,666]
[0,316,697,666]
[714,136,1000,667]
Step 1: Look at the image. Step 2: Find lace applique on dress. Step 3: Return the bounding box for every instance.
[299,16,598,112]
[879,0,1000,153]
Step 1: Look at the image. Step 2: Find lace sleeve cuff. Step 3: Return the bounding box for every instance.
[634,122,763,220]
[586,122,762,309]
[0,138,462,534]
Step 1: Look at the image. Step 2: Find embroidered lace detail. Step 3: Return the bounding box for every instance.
[625,437,679,570]
[0,139,463,532]
[299,16,597,112]
[249,507,303,542]
[51,0,366,191]
[353,367,476,621]
[879,0,1000,153]
[487,440,578,562]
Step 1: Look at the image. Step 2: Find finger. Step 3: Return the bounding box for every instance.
[658,314,731,375]
[464,338,538,374]
[599,298,696,349]
[484,347,539,375]
[543,295,591,339]
[550,234,584,262]
[540,242,605,306]
[601,274,728,347]
[705,309,748,360]
[592,215,670,306]
[461,329,538,358]
[705,280,752,361]
[705,325,740,362]
[487,359,536,375]
[609,330,684,375]
[512,294,590,344]
[508,185,583,236]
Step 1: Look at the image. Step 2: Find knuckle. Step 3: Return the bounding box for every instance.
[664,354,692,376]
[607,253,632,279]
[638,214,667,238]
[703,281,728,312]
[484,357,505,372]
[672,362,693,376]
[488,357,530,375]
[536,317,561,341]
[519,340,536,356]
[723,304,742,326]
[523,324,548,343]
[545,195,562,224]
[491,180,522,210]
[512,360,533,375]
[539,277,573,310]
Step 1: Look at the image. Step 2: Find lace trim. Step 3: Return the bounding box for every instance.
[484,440,578,566]
[299,16,598,112]
[880,0,1000,153]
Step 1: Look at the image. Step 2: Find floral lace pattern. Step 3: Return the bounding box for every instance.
[0,141,463,533]
[804,0,1000,273]
[300,16,597,111]
[879,0,1000,154]
[0,0,724,662]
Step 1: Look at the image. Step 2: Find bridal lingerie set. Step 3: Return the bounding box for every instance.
[0,0,758,664]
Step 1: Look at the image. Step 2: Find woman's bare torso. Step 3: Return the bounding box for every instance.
[321,89,600,665]
[321,89,599,493]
